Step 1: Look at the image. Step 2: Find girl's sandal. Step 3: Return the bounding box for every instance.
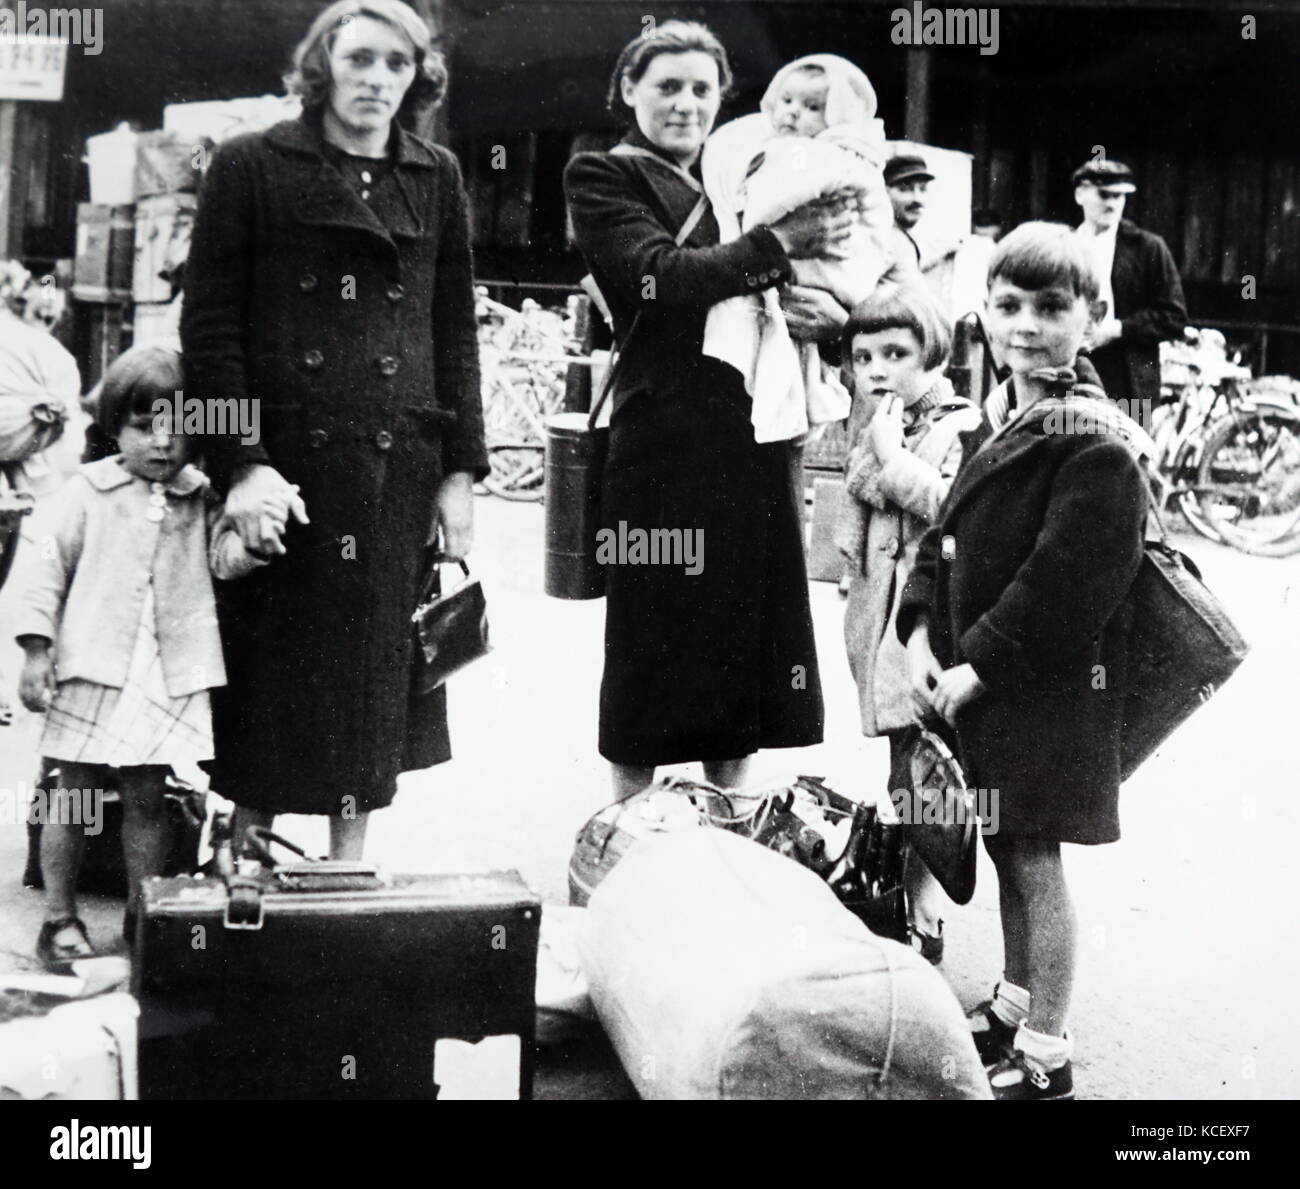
[36,916,96,972]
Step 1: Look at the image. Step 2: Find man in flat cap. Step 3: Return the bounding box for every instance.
[885,153,934,269]
[1073,158,1187,408]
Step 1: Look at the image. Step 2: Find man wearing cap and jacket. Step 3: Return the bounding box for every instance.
[1073,159,1187,408]
[885,154,932,273]
[886,152,989,320]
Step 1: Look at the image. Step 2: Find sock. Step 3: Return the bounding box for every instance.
[1014,1024,1073,1072]
[989,979,1031,1030]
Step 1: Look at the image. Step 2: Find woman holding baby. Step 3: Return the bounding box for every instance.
[565,22,867,798]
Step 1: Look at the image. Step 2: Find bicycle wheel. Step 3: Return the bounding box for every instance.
[482,445,546,501]
[480,360,552,502]
[1196,410,1300,556]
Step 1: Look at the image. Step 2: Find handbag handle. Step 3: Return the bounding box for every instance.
[418,554,471,606]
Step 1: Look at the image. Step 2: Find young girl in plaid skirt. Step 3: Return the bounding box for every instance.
[15,345,265,968]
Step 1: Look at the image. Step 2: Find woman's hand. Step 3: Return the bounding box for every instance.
[225,463,309,556]
[767,194,857,260]
[779,285,850,341]
[433,471,474,561]
[931,663,986,728]
[867,394,905,463]
[906,622,943,721]
[18,643,55,713]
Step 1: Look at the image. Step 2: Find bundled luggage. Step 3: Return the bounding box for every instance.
[570,775,909,943]
[580,829,989,1100]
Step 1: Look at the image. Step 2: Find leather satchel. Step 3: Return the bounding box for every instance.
[901,727,979,905]
[411,555,491,693]
[1014,398,1250,781]
[1121,511,1249,779]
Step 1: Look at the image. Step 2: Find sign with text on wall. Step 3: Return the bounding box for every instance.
[0,36,67,101]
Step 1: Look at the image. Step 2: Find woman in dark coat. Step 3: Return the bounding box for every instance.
[564,22,854,798]
[897,223,1148,1099]
[181,0,486,856]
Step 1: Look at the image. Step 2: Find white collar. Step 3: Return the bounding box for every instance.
[1076,220,1119,242]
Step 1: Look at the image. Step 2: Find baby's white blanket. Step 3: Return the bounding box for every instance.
[703,113,890,442]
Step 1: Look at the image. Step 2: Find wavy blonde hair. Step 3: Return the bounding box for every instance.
[285,0,447,125]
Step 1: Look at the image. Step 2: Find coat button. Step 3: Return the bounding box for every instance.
[299,272,319,293]
[374,429,394,451]
[376,355,399,377]
[308,428,329,448]
[883,537,900,557]
[303,349,324,370]
[386,284,404,303]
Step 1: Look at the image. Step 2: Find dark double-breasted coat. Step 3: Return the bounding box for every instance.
[1088,219,1187,407]
[896,392,1147,843]
[181,115,486,814]
[564,129,824,766]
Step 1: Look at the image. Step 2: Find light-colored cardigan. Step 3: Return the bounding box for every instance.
[837,385,981,736]
[14,456,264,697]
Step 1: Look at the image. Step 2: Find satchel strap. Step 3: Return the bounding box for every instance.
[1016,399,1169,545]
[609,143,706,195]
[585,150,710,431]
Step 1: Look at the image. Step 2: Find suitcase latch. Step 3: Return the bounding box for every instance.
[224,875,265,930]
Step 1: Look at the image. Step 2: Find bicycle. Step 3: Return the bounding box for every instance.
[476,290,594,502]
[1150,329,1300,557]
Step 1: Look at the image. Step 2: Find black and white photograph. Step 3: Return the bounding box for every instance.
[0,0,1296,1143]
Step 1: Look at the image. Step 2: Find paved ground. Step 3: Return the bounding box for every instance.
[2,482,1298,1099]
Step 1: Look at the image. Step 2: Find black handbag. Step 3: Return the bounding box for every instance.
[1121,500,1249,779]
[411,554,491,693]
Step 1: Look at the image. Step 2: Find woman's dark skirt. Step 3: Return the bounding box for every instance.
[598,382,824,766]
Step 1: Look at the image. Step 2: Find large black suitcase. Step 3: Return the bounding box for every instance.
[133,855,540,1100]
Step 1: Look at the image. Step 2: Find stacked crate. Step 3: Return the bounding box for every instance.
[72,130,200,385]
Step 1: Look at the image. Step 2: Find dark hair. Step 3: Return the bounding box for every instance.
[285,0,447,125]
[95,345,185,438]
[841,284,953,374]
[987,221,1101,304]
[605,20,734,122]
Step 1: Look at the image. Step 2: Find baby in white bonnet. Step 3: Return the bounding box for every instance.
[703,54,894,443]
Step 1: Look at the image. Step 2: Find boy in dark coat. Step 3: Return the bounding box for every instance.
[897,222,1149,1099]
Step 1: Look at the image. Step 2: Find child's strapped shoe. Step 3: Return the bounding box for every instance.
[36,916,96,972]
[988,1052,1075,1101]
[967,1001,1018,1066]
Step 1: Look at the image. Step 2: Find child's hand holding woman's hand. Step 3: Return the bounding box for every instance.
[225,464,309,557]
[930,663,986,727]
[867,394,904,463]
